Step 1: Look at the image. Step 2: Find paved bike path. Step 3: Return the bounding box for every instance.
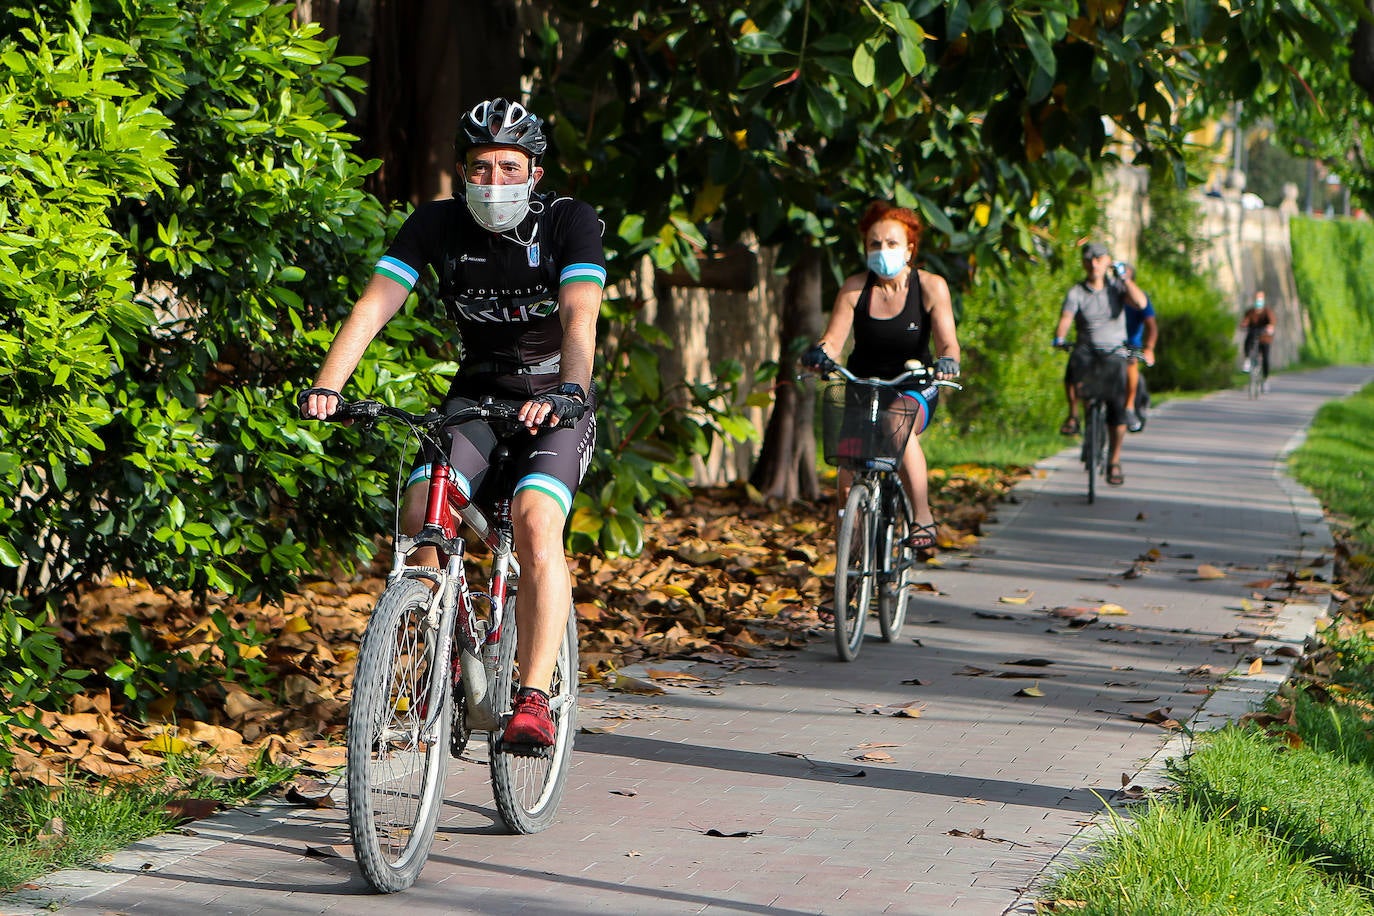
[7,365,1371,916]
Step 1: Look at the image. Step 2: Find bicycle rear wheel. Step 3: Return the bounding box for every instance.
[878,475,914,642]
[347,578,450,893]
[1248,347,1262,399]
[1085,402,1104,504]
[489,595,578,834]
[834,482,875,662]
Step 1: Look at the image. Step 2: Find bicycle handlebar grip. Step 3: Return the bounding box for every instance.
[331,400,382,422]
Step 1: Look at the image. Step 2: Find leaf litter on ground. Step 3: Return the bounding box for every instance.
[20,474,1021,789]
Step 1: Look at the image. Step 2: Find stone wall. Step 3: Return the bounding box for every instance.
[627,240,782,486]
[1104,164,1305,368]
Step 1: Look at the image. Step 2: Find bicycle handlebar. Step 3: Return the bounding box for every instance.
[813,361,963,392]
[315,397,578,431]
[1054,341,1144,360]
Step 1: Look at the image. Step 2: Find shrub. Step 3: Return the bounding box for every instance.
[1137,268,1236,392]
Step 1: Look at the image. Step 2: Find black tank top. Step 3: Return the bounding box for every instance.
[846,272,933,377]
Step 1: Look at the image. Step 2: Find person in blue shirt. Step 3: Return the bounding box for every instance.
[1120,263,1157,432]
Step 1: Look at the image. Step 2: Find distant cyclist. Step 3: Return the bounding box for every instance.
[299,97,606,749]
[1053,242,1149,486]
[1239,291,1276,392]
[801,200,961,551]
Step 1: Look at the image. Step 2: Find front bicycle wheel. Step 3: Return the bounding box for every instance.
[1085,402,1103,504]
[834,482,875,662]
[489,595,578,834]
[347,578,451,893]
[878,475,915,642]
[1248,350,1262,399]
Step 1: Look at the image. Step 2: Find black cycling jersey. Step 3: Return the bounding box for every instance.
[377,189,606,516]
[377,191,606,399]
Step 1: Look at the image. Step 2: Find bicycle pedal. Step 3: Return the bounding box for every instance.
[498,739,553,759]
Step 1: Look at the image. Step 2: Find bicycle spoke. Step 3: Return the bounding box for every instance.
[490,599,578,833]
[347,579,450,893]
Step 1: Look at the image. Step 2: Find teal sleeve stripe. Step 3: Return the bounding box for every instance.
[375,256,420,290]
[559,262,607,288]
[515,473,572,516]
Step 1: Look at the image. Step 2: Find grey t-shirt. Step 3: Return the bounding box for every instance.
[1062,279,1130,349]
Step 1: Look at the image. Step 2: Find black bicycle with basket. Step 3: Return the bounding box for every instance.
[818,362,961,661]
[1061,344,1138,503]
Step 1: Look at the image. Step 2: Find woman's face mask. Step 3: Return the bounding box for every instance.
[464,178,534,232]
[866,246,909,279]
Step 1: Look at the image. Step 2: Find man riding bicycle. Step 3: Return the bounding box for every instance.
[1054,241,1149,486]
[299,97,606,749]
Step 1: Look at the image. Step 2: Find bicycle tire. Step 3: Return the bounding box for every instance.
[1085,402,1103,504]
[347,578,451,893]
[1248,346,1262,399]
[489,596,578,834]
[877,475,914,642]
[834,482,874,662]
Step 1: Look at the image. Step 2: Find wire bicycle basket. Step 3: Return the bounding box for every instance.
[1075,352,1127,402]
[821,381,920,468]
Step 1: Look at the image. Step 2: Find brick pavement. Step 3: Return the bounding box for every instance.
[6,366,1371,916]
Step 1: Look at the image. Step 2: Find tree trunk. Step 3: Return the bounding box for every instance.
[1353,2,1374,103]
[302,0,523,204]
[749,245,824,502]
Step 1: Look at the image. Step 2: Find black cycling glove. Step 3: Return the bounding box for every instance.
[935,357,960,378]
[800,343,837,373]
[530,390,587,427]
[297,386,341,420]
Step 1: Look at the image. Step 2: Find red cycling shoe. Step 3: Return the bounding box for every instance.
[503,688,554,748]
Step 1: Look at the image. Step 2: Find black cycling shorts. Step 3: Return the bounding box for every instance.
[409,392,595,518]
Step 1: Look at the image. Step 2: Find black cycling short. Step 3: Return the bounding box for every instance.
[409,385,595,518]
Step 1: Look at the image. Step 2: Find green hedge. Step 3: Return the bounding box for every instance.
[1290,216,1374,364]
[1137,268,1236,392]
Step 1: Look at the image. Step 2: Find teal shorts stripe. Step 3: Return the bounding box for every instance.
[515,472,572,515]
[406,464,472,499]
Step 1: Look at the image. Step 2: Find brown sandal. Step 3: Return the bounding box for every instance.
[1107,464,1125,486]
[1059,417,1080,436]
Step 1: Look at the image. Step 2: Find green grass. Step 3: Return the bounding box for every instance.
[1177,726,1374,881]
[1290,380,1374,553]
[1047,801,1374,915]
[0,752,296,893]
[924,426,1064,469]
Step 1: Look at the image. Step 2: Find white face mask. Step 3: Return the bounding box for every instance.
[867,247,908,279]
[464,179,534,232]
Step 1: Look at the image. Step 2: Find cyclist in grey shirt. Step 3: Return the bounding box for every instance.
[1052,241,1148,485]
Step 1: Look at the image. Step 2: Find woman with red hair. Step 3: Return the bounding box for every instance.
[802,200,962,551]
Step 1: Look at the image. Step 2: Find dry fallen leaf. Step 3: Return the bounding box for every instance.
[998,592,1033,605]
[1098,603,1129,616]
[1247,657,1264,675]
[1196,564,1228,580]
[608,674,667,696]
[853,750,896,763]
[1015,683,1045,698]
